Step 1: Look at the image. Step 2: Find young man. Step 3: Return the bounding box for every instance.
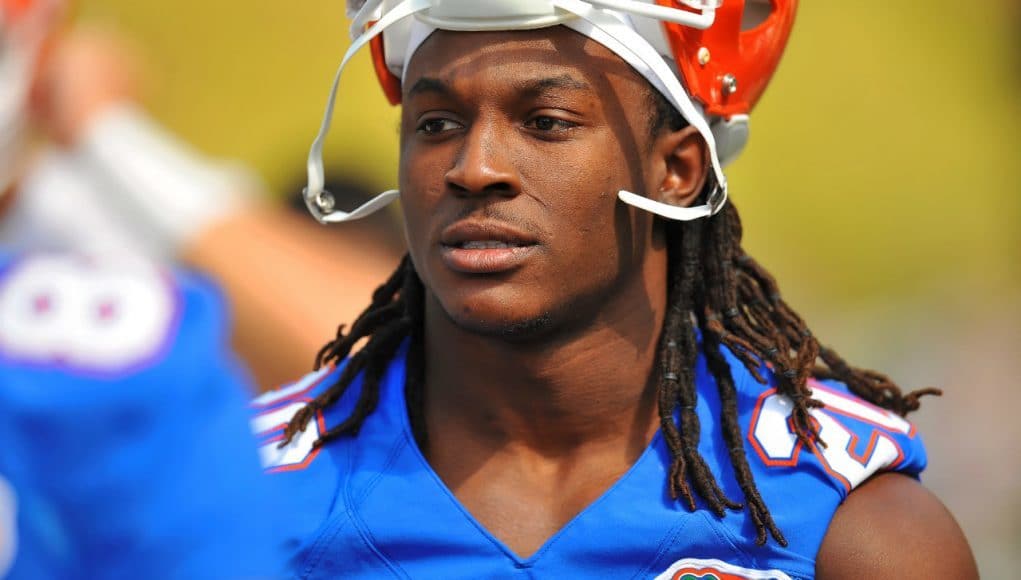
[255,1,977,578]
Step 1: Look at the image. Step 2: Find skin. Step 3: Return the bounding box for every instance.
[398,25,977,576]
[399,27,701,558]
[818,473,977,578]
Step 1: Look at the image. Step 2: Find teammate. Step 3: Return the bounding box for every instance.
[256,1,978,578]
[0,253,283,578]
[0,0,404,390]
[1,4,287,575]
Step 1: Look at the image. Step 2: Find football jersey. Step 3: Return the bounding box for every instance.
[0,252,283,579]
[259,340,927,579]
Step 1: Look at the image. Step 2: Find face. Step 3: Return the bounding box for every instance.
[399,27,678,339]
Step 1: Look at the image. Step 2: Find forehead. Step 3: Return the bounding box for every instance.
[404,26,642,90]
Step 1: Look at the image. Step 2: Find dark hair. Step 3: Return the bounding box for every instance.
[283,93,939,546]
[649,86,686,136]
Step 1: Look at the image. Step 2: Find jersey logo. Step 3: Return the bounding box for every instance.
[749,380,915,491]
[655,558,792,580]
[0,255,177,374]
[251,367,333,473]
[0,475,17,577]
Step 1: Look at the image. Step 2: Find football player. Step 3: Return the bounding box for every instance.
[256,0,978,578]
[0,0,403,390]
[0,253,284,578]
[0,4,284,575]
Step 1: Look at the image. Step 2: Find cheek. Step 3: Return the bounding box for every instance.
[399,133,453,212]
[523,138,639,257]
[398,152,448,283]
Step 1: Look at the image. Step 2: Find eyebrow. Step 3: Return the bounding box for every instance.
[407,77,451,99]
[406,74,592,99]
[519,74,592,96]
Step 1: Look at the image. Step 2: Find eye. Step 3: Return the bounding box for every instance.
[524,115,577,133]
[417,118,462,136]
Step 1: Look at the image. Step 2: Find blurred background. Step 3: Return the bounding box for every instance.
[66,0,1020,576]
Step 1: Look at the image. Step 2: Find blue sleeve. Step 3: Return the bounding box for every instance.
[0,253,285,579]
[807,377,928,487]
[732,355,928,577]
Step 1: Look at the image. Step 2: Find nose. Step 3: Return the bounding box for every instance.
[444,119,520,197]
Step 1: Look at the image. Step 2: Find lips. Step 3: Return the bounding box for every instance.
[440,221,537,247]
[439,221,539,274]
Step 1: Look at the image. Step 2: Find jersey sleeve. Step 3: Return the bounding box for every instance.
[734,355,928,576]
[744,373,927,500]
[0,253,284,578]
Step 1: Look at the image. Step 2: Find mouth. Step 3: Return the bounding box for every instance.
[439,221,539,274]
[448,240,529,250]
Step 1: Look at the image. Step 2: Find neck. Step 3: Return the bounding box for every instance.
[421,270,666,460]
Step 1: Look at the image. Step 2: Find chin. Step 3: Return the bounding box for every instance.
[439,292,557,341]
[458,311,555,340]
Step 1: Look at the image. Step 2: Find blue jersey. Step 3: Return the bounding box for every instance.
[0,252,283,579]
[259,341,926,579]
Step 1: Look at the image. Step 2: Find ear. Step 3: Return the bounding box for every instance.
[652,125,709,209]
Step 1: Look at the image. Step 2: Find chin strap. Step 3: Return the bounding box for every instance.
[617,182,723,222]
[303,0,430,224]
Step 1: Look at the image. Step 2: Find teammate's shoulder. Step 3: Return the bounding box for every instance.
[0,251,232,379]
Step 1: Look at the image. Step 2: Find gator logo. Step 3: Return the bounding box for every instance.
[656,558,792,580]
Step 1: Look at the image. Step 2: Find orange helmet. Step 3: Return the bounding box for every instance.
[304,0,799,224]
[370,1,796,126]
[658,0,797,119]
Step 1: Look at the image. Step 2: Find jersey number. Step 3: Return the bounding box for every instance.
[0,256,176,372]
[748,381,915,491]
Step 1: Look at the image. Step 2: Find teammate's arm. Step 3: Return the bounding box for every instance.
[32,27,401,389]
[815,472,978,579]
[182,204,400,389]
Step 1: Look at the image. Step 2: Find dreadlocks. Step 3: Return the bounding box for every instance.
[282,92,941,546]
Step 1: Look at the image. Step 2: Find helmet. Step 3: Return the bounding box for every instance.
[303,0,797,225]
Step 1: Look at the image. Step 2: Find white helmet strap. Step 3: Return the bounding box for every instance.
[303,0,429,223]
[305,0,728,224]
